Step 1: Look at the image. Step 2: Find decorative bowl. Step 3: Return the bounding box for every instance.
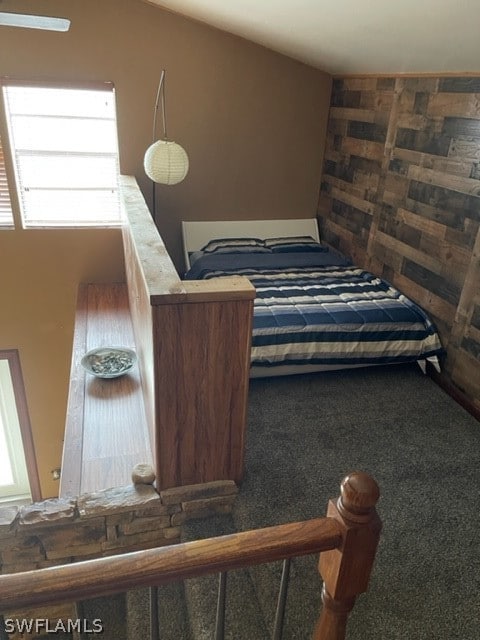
[81,347,137,379]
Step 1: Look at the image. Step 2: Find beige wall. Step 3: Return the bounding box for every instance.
[0,0,332,497]
[0,229,125,498]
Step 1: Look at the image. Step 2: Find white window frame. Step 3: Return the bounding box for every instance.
[0,132,14,228]
[0,351,41,505]
[1,79,123,229]
[0,360,30,504]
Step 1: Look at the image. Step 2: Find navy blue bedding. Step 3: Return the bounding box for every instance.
[184,250,444,369]
[185,248,351,279]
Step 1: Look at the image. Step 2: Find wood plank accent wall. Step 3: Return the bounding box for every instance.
[317,76,480,410]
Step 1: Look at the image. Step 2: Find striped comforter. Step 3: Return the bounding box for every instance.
[186,255,444,369]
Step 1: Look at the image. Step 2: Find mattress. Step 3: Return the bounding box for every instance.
[185,248,444,372]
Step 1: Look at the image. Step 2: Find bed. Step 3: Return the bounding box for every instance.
[182,219,444,378]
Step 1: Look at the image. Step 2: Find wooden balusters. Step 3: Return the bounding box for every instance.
[313,471,381,640]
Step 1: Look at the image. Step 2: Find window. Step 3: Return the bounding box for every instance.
[2,82,123,227]
[0,359,31,504]
[0,133,14,227]
[0,350,41,505]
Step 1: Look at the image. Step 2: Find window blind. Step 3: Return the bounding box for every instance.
[2,84,123,227]
[0,135,14,227]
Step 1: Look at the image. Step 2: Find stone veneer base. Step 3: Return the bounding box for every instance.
[0,476,238,636]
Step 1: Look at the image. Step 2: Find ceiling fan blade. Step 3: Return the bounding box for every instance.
[0,12,70,31]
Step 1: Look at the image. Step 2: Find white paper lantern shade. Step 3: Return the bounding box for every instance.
[144,139,189,186]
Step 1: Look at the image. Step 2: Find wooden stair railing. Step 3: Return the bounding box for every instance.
[0,472,381,640]
[314,471,381,639]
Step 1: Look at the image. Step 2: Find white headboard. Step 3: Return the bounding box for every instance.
[181,218,320,269]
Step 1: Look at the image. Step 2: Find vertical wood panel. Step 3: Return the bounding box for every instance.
[121,176,255,491]
[318,75,480,406]
[153,298,253,489]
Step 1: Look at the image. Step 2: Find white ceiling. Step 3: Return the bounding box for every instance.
[146,0,480,75]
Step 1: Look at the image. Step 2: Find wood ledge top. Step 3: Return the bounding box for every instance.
[120,176,256,305]
[150,277,256,305]
[61,282,152,498]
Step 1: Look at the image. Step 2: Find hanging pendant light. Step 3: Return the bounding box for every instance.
[144,70,189,214]
[144,139,189,186]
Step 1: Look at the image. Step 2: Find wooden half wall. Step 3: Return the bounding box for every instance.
[317,76,480,411]
[121,177,256,490]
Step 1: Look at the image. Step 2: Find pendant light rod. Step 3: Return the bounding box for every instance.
[151,70,166,219]
[144,69,190,220]
[152,70,167,142]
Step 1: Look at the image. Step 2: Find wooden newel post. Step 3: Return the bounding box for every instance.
[313,471,381,640]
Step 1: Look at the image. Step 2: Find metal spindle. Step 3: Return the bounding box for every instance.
[272,558,291,640]
[73,601,85,640]
[150,586,159,640]
[214,571,227,640]
[0,615,8,640]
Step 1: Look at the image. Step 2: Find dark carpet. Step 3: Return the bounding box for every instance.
[232,363,480,639]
